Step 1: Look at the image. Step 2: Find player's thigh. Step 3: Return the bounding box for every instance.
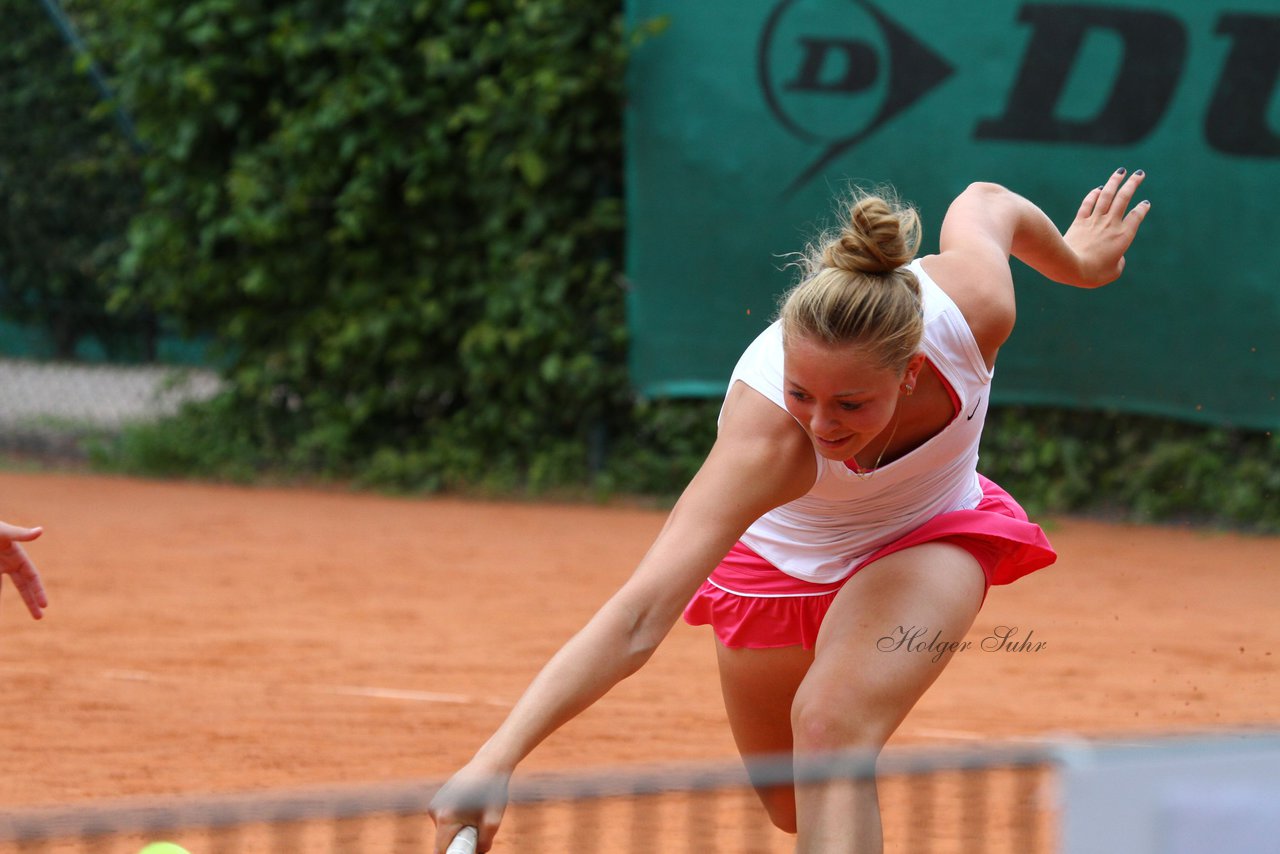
[716,640,813,755]
[795,543,986,749]
[715,640,813,831]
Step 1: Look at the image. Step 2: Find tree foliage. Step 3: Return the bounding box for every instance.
[105,0,647,481]
[0,0,147,359]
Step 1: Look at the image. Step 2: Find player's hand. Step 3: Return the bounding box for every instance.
[0,521,48,620]
[1062,168,1150,288]
[429,761,510,853]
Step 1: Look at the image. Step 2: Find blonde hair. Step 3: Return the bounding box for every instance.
[780,188,924,372]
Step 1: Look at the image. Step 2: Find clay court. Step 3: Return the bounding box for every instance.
[1,468,1277,847]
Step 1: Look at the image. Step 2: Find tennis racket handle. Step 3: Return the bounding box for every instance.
[446,826,479,854]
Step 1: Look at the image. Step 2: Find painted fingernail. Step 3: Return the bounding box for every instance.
[1116,167,1126,174]
[1135,169,1145,176]
[1140,199,1150,205]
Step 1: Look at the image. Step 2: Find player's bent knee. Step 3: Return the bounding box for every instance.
[792,698,889,753]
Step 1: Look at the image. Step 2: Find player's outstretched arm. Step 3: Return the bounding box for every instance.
[0,521,47,620]
[428,384,814,853]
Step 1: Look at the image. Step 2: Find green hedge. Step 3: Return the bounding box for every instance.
[96,0,665,484]
[99,399,1280,531]
[0,0,150,360]
[980,407,1280,531]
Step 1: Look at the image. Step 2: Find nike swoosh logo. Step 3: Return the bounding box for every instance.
[966,398,982,420]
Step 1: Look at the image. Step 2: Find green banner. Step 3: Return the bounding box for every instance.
[625,0,1280,430]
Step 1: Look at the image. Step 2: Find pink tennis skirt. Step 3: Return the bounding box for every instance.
[682,475,1056,650]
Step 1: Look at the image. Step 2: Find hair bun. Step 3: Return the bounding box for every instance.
[821,195,920,275]
[779,186,925,369]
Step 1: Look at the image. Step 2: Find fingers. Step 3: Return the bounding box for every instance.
[18,564,49,619]
[1093,167,1127,215]
[0,522,42,544]
[433,822,468,854]
[1124,195,1152,233]
[0,528,49,619]
[430,795,486,853]
[1091,168,1146,219]
[1110,168,1146,218]
[478,804,505,852]
[1076,186,1102,220]
[1,554,49,620]
[433,813,500,851]
[434,823,488,854]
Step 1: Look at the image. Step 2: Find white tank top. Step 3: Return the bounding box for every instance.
[723,259,993,584]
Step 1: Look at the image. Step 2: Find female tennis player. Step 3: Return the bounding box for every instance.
[0,520,48,620]
[430,169,1149,853]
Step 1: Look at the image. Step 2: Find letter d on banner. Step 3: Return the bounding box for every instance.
[976,3,1187,144]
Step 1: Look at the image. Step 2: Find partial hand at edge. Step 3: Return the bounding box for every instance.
[0,521,47,620]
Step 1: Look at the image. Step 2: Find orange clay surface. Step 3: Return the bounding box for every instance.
[1,469,1277,811]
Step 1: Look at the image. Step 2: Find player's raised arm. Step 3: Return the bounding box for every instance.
[0,521,48,620]
[428,384,814,853]
[925,170,1151,363]
[939,169,1150,290]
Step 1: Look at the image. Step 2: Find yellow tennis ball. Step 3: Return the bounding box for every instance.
[138,843,190,854]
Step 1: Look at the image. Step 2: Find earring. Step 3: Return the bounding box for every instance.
[902,384,914,396]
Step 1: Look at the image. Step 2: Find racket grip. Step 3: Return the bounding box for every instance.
[446,826,478,854]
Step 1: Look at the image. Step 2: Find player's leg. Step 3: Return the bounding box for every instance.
[791,543,986,854]
[715,640,813,832]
